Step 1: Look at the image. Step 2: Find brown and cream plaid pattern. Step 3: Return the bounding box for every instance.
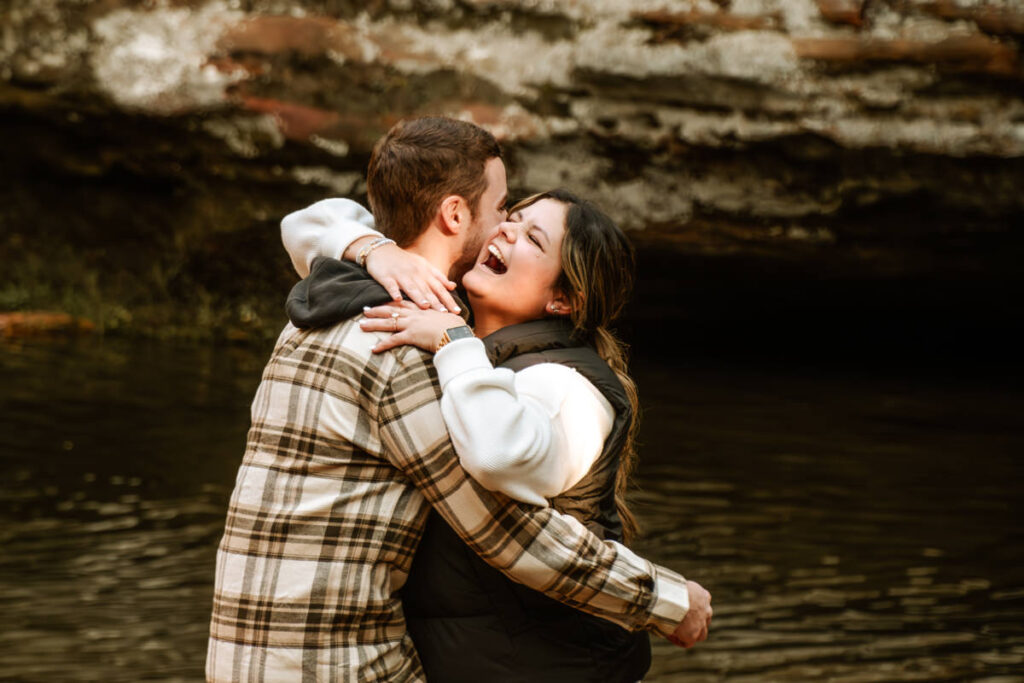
[207,319,689,682]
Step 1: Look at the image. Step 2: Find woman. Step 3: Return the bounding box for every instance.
[284,190,651,682]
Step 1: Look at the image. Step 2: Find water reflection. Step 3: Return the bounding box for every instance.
[0,339,254,681]
[1,339,1023,681]
[630,362,1024,681]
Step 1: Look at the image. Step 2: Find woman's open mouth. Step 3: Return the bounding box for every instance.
[482,244,507,274]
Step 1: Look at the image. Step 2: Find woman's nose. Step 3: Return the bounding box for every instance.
[498,221,518,242]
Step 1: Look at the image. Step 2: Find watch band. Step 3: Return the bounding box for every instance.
[436,325,474,353]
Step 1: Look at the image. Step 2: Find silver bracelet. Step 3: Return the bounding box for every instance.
[357,237,396,268]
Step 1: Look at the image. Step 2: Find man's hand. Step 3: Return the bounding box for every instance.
[669,580,712,649]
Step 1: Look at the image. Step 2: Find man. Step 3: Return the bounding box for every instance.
[208,117,711,682]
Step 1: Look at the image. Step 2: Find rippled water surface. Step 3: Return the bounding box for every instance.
[2,338,1023,681]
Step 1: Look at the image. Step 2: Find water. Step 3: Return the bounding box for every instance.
[631,362,1024,681]
[2,338,1022,681]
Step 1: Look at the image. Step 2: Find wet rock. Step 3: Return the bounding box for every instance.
[915,0,1024,37]
[0,313,96,338]
[815,0,868,28]
[1,0,1022,337]
[791,34,1020,77]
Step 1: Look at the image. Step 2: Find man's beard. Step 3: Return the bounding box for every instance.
[450,223,489,282]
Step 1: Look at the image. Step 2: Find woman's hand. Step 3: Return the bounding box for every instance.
[360,301,468,354]
[363,242,460,313]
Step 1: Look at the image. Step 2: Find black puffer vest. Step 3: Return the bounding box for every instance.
[401,319,651,683]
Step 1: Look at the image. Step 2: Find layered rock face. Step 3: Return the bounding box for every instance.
[1,0,1022,339]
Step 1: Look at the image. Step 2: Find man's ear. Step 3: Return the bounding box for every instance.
[438,195,470,235]
[545,291,574,317]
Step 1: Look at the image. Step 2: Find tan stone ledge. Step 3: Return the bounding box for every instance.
[792,34,1020,77]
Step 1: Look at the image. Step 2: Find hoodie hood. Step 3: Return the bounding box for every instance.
[286,257,393,329]
[286,256,470,330]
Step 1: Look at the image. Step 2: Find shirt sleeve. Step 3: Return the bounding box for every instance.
[376,347,690,638]
[433,338,613,506]
[280,198,381,277]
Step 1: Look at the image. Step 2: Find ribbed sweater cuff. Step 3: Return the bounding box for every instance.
[433,337,490,390]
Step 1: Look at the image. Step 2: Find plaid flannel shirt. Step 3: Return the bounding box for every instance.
[207,319,689,682]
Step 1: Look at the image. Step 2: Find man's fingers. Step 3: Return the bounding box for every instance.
[672,623,701,649]
[669,580,712,651]
[669,632,693,649]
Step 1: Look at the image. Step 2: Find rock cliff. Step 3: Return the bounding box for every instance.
[2,0,1021,340]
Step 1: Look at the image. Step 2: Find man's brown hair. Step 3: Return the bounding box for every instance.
[366,117,502,246]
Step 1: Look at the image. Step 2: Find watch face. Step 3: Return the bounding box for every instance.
[448,325,474,341]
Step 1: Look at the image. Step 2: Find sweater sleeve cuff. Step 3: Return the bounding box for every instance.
[433,337,490,390]
[319,223,381,261]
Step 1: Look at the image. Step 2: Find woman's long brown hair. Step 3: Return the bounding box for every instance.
[509,189,641,544]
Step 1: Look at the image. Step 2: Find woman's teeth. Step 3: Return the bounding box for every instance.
[484,244,508,274]
[488,244,506,267]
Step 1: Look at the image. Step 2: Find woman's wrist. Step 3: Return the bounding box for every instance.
[343,235,377,262]
[435,324,474,353]
[357,238,397,268]
[432,336,491,389]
